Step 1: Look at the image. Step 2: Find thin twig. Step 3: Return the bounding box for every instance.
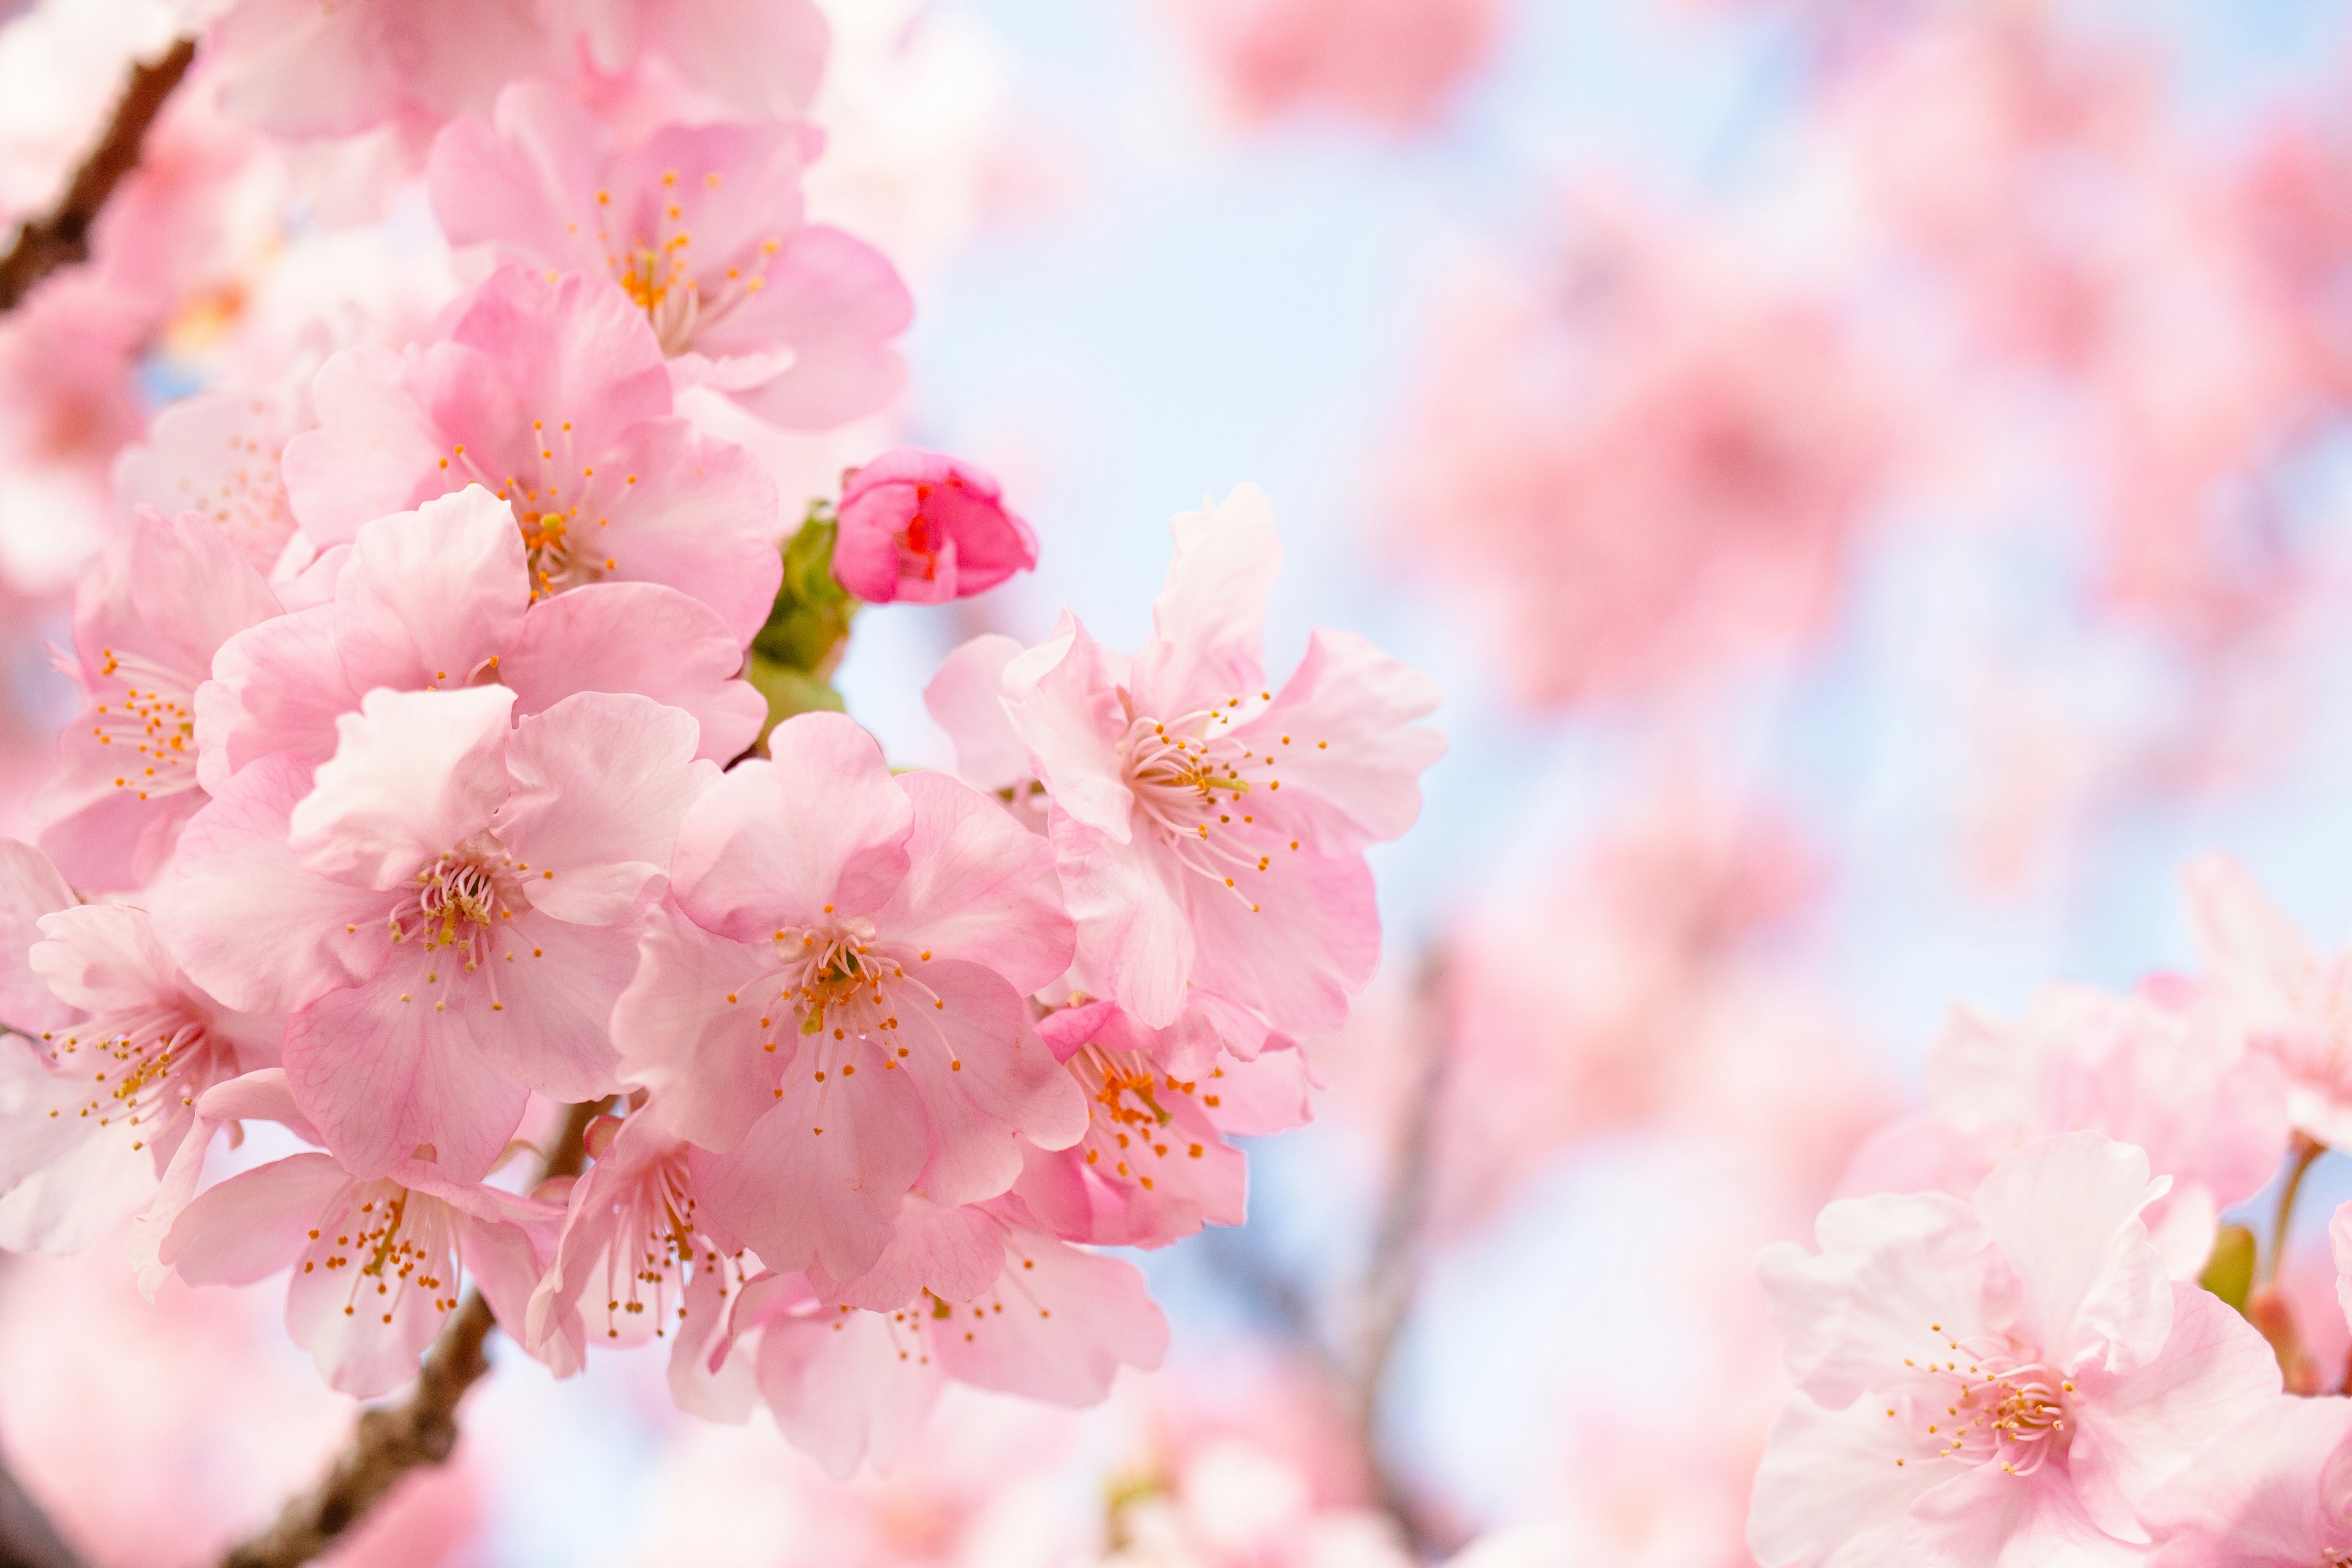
[1350,946,1462,1561]
[0,36,196,312]
[216,1100,607,1568]
[0,1447,86,1568]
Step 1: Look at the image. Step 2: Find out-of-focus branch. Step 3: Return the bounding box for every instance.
[0,36,196,312]
[216,1100,606,1568]
[1351,946,1464,1562]
[0,1448,87,1568]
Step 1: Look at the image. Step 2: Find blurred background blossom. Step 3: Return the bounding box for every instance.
[8,0,2352,1562]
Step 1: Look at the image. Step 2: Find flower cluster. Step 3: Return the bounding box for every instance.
[1752,859,2352,1563]
[0,2,1441,1479]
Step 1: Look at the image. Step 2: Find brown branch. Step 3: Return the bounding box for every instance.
[1349,947,1463,1561]
[217,1100,607,1568]
[0,1448,87,1568]
[0,36,196,313]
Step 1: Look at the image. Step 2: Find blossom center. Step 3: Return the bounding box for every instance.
[1894,1324,2075,1477]
[1118,705,1303,912]
[300,1181,463,1325]
[591,173,782,356]
[440,423,628,600]
[88,648,198,804]
[35,1003,227,1155]
[1071,1043,1213,1191]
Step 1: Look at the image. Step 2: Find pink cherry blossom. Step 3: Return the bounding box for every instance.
[611,710,1085,1283]
[1014,1000,1250,1250]
[2187,854,2352,1151]
[0,840,271,1253]
[1751,1133,2281,1566]
[202,0,563,140]
[524,1109,757,1417]
[951,484,1441,1035]
[728,1194,1167,1476]
[550,0,832,119]
[1166,0,1502,130]
[1392,216,1894,706]
[143,1071,558,1397]
[198,484,766,787]
[2141,1395,2352,1566]
[154,685,712,1182]
[281,264,784,641]
[1840,980,2288,1278]
[830,448,1036,605]
[429,82,911,429]
[112,385,301,576]
[31,506,281,892]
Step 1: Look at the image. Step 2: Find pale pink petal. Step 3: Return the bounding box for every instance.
[671,714,912,942]
[154,754,392,1016]
[330,487,529,697]
[426,83,610,276]
[753,1300,945,1479]
[904,960,1087,1205]
[495,692,710,925]
[612,902,783,1153]
[24,907,174,1032]
[1054,816,1194,1029]
[464,911,636,1104]
[281,345,453,545]
[1003,616,1134,839]
[2067,1283,2282,1532]
[1971,1132,2173,1373]
[1183,839,1378,1038]
[502,582,765,764]
[715,227,912,429]
[636,0,830,117]
[1746,1394,1948,1568]
[924,635,1031,791]
[288,686,517,891]
[0,840,74,1031]
[197,604,362,789]
[161,1152,347,1286]
[2142,1396,2352,1567]
[868,771,1072,995]
[1228,628,1444,851]
[282,976,527,1182]
[0,1040,158,1254]
[692,1050,927,1282]
[577,415,784,643]
[457,1211,548,1345]
[933,1224,1168,1406]
[817,1194,1003,1311]
[1128,484,1281,718]
[1896,1461,2143,1567]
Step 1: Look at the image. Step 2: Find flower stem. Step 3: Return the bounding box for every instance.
[2267,1133,2326,1287]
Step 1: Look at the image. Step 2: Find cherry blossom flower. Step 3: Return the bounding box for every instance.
[2187,854,2352,1151]
[1751,1133,2280,1566]
[31,506,281,892]
[2141,1395,2352,1566]
[281,264,784,642]
[1166,0,1502,130]
[1841,980,2288,1278]
[1101,1438,1414,1568]
[0,840,271,1252]
[154,684,712,1182]
[202,0,562,140]
[524,1109,756,1417]
[1015,1001,1251,1250]
[198,485,766,787]
[611,710,1085,1283]
[728,1194,1167,1476]
[112,386,301,577]
[830,448,1036,605]
[429,82,911,429]
[944,484,1442,1035]
[141,1069,557,1397]
[549,0,832,119]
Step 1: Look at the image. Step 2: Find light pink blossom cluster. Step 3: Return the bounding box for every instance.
[1752,858,2352,1562]
[0,1,1442,1479]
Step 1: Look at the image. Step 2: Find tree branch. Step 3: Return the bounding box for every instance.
[0,36,196,313]
[1350,947,1462,1561]
[0,1448,87,1568]
[216,1100,606,1568]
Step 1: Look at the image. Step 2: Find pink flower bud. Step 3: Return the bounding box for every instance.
[831,448,1038,605]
